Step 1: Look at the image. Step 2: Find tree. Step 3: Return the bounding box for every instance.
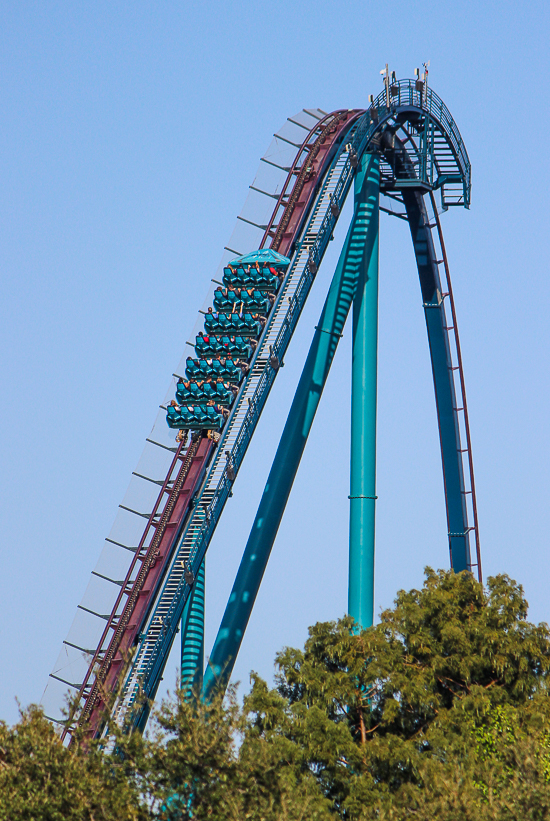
[244,568,550,819]
[0,704,145,821]
[136,684,333,820]
[4,569,550,820]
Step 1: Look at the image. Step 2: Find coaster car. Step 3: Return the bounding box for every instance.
[204,312,261,337]
[185,357,244,383]
[176,380,237,407]
[213,288,271,315]
[213,288,240,311]
[166,404,224,430]
[223,266,281,291]
[195,334,253,358]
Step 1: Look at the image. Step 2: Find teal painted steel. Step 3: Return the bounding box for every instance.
[228,249,290,266]
[401,189,471,572]
[348,154,380,630]
[202,154,381,697]
[102,92,477,739]
[181,560,205,693]
[423,305,470,572]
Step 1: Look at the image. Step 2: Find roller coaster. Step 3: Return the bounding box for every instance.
[42,68,480,743]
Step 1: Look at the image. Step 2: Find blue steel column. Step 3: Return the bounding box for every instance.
[203,154,381,698]
[348,153,380,630]
[181,559,205,694]
[402,190,471,573]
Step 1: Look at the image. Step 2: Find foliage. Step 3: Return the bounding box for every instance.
[135,684,332,820]
[4,569,550,820]
[245,568,550,818]
[0,704,145,821]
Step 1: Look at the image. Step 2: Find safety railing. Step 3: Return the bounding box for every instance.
[371,79,471,206]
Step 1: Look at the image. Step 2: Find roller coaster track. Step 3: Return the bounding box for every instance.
[110,111,370,733]
[73,433,207,736]
[42,78,478,742]
[428,191,481,577]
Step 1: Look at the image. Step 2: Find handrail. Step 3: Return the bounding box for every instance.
[370,79,471,204]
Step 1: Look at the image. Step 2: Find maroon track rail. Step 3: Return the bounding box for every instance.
[429,191,481,582]
[65,109,358,742]
[261,109,364,255]
[64,434,213,741]
[84,435,213,737]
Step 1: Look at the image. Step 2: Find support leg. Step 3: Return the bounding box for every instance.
[348,153,380,630]
[203,154,380,699]
[402,190,471,573]
[181,559,205,695]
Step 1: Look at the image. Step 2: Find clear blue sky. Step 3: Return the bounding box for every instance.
[2,0,550,726]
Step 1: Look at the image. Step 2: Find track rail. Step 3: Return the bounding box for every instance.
[112,114,371,730]
[428,191,481,580]
[58,109,365,742]
[47,81,479,741]
[61,434,212,740]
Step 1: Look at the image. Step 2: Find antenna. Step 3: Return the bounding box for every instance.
[380,64,390,107]
[422,60,430,104]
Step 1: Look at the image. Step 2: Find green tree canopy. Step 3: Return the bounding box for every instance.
[0,704,145,820]
[3,569,550,820]
[244,568,550,818]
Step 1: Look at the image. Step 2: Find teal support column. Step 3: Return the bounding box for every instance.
[203,154,381,699]
[181,559,205,695]
[348,152,380,630]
